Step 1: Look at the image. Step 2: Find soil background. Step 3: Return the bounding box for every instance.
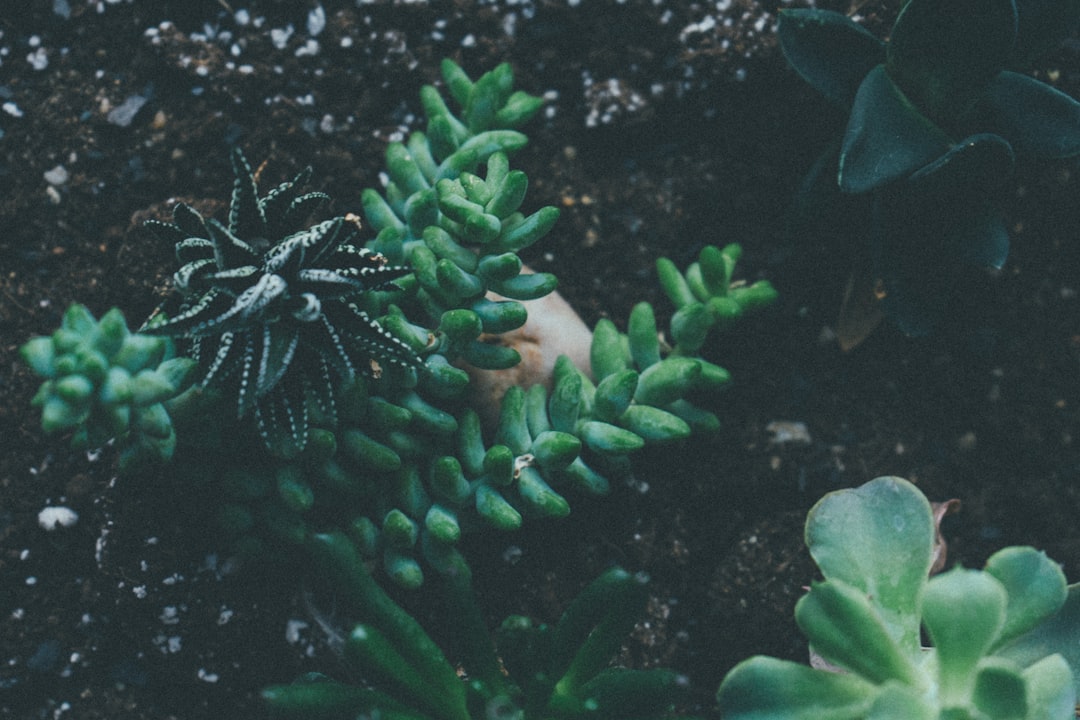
[2,1,1080,718]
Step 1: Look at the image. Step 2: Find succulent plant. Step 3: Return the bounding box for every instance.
[141,148,421,459]
[779,0,1080,341]
[21,304,196,473]
[262,531,696,720]
[717,476,1080,719]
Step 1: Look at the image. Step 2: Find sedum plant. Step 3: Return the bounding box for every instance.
[717,476,1080,719]
[20,303,196,472]
[262,531,696,720]
[779,0,1080,341]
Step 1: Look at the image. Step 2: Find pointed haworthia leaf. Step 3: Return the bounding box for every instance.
[886,0,1017,122]
[983,71,1080,159]
[777,9,884,108]
[839,65,953,194]
[805,476,932,655]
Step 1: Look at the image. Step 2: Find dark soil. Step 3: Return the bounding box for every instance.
[3,1,1080,718]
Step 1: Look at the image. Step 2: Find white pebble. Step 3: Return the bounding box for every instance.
[38,505,78,530]
[43,164,69,185]
[307,5,326,36]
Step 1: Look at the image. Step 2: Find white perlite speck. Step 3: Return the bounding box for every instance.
[43,165,69,185]
[38,505,78,530]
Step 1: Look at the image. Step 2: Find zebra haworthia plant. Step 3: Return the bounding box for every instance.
[142,149,422,459]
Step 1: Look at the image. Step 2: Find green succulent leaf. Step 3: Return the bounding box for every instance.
[840,65,954,193]
[970,658,1028,720]
[996,583,1080,690]
[717,656,876,720]
[984,546,1068,649]
[983,71,1080,159]
[907,133,1015,197]
[796,580,921,686]
[1019,654,1077,720]
[806,477,933,654]
[777,9,884,107]
[923,567,1007,705]
[887,0,1017,122]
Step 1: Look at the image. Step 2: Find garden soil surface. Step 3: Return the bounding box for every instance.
[2,1,1080,718]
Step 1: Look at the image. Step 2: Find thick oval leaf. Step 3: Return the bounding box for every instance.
[997,583,1080,690]
[983,71,1080,158]
[1020,654,1077,720]
[839,65,952,194]
[778,9,884,107]
[1011,0,1080,67]
[796,580,922,686]
[923,568,1007,704]
[984,546,1068,648]
[908,133,1015,197]
[887,0,1017,122]
[971,658,1029,719]
[805,476,933,654]
[717,656,876,720]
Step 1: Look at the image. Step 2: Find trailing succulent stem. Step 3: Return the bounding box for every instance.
[152,60,776,587]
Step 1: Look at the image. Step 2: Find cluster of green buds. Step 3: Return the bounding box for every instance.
[657,243,778,356]
[359,59,559,370]
[263,531,696,720]
[20,304,195,472]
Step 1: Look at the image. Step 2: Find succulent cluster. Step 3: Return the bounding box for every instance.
[263,532,695,720]
[780,0,1080,340]
[142,148,421,458]
[20,304,195,472]
[718,476,1080,719]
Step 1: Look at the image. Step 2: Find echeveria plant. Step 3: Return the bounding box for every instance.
[717,476,1080,719]
[779,0,1080,341]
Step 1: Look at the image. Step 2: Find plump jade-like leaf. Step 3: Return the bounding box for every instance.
[922,568,1007,705]
[777,9,884,107]
[1011,0,1080,68]
[997,583,1080,690]
[796,580,921,686]
[865,682,936,720]
[983,71,1080,159]
[887,0,1017,122]
[805,476,933,655]
[1020,654,1077,720]
[839,65,952,194]
[971,658,1028,719]
[984,546,1068,648]
[717,656,876,720]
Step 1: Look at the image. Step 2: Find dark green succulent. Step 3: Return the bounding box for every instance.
[263,531,696,720]
[779,0,1080,340]
[142,148,421,458]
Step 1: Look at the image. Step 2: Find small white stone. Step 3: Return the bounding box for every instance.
[38,505,78,530]
[43,164,69,185]
[307,5,326,36]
